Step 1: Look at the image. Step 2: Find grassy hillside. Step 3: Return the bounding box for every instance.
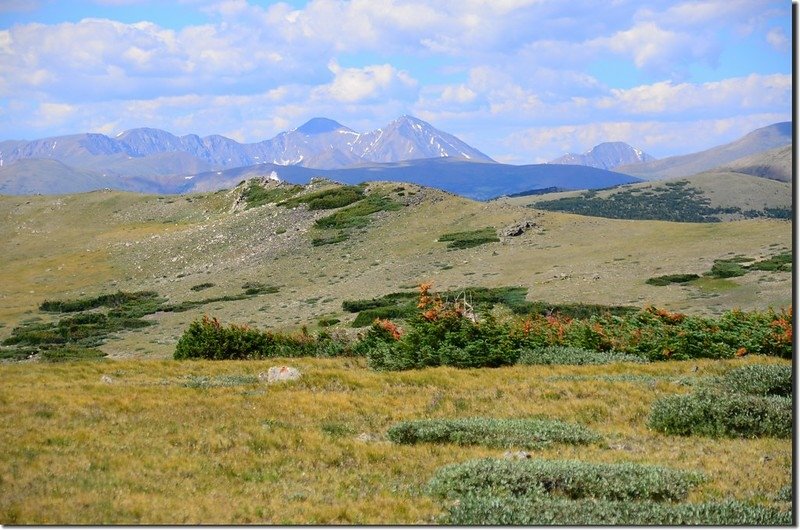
[502,172,791,222]
[0,179,792,524]
[0,179,791,359]
[613,122,792,180]
[718,145,792,183]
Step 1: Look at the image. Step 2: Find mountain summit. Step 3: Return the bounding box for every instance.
[294,118,352,135]
[549,142,655,170]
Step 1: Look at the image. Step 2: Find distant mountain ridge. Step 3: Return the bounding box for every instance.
[0,115,493,174]
[549,141,655,170]
[613,122,792,180]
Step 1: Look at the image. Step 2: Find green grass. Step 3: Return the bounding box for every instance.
[438,227,500,249]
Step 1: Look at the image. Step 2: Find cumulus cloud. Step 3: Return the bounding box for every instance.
[766,27,789,52]
[314,60,417,103]
[596,74,791,116]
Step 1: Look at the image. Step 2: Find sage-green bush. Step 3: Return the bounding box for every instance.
[440,495,791,525]
[648,390,791,438]
[716,364,792,397]
[388,418,600,449]
[427,458,703,502]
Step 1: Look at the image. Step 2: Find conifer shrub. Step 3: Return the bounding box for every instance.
[279,185,364,210]
[173,316,353,360]
[747,251,792,272]
[39,347,107,363]
[438,227,499,249]
[314,194,401,229]
[440,495,791,526]
[516,345,646,365]
[387,418,600,450]
[709,259,747,278]
[647,390,791,438]
[646,273,701,286]
[241,182,302,209]
[311,232,349,246]
[190,283,215,292]
[427,458,703,503]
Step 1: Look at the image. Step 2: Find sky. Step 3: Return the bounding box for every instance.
[0,0,792,164]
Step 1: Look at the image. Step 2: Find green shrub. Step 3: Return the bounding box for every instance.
[241,182,302,209]
[314,194,401,229]
[516,345,646,365]
[280,185,364,210]
[648,390,791,438]
[440,495,791,526]
[709,260,747,278]
[241,282,279,296]
[317,318,340,327]
[427,458,703,502]
[190,283,215,292]
[311,232,349,246]
[39,291,162,313]
[716,364,791,397]
[39,347,107,363]
[646,273,701,286]
[438,227,499,249]
[173,316,354,360]
[748,251,792,272]
[387,418,600,450]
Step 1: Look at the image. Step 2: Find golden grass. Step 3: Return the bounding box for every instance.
[0,355,790,524]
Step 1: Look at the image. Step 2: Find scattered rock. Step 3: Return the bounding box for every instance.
[355,432,378,443]
[260,366,301,383]
[500,219,538,237]
[100,375,115,384]
[503,450,532,459]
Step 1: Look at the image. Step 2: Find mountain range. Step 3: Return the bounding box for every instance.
[0,115,491,173]
[549,142,655,169]
[0,118,792,198]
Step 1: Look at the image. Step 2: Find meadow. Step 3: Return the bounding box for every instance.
[0,355,791,524]
[0,180,793,524]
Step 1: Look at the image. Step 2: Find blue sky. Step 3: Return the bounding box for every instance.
[0,0,792,163]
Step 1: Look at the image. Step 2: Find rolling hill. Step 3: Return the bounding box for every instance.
[184,157,642,200]
[501,170,791,222]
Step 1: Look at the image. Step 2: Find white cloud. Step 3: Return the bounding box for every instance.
[766,27,789,52]
[596,74,791,115]
[314,60,417,103]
